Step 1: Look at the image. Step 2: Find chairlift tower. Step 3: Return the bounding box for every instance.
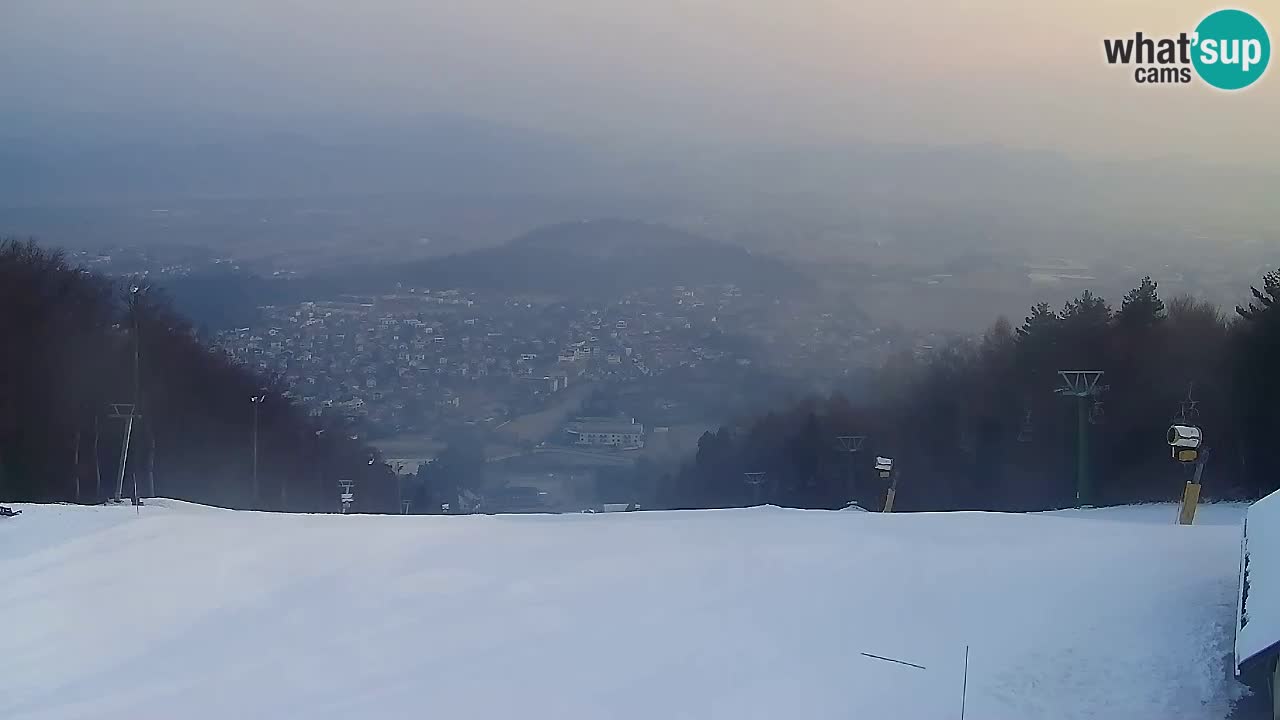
[338,478,354,514]
[836,435,866,503]
[1055,371,1106,507]
[108,403,140,503]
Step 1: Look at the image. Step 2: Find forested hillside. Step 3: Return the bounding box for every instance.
[662,272,1280,512]
[374,219,809,296]
[0,239,398,511]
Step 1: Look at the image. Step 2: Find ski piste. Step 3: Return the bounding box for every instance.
[0,499,1247,719]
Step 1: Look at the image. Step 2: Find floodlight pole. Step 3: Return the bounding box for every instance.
[392,461,404,510]
[837,435,865,504]
[128,285,143,404]
[93,415,102,500]
[744,472,767,506]
[72,427,81,503]
[250,394,266,506]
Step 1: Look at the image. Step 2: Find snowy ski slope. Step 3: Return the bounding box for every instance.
[0,500,1248,719]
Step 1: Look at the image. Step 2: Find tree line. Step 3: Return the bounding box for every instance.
[0,239,399,512]
[658,271,1280,512]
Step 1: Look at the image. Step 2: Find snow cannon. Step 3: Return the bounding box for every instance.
[874,456,894,479]
[1167,424,1202,464]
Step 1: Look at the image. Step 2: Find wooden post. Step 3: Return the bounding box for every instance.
[1178,482,1201,525]
[882,470,900,513]
[1177,449,1209,526]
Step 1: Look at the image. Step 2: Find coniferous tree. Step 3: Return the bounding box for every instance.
[1233,269,1280,497]
[0,238,397,510]
[1117,276,1166,330]
[666,271,1280,512]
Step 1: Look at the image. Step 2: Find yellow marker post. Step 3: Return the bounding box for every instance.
[1178,482,1201,525]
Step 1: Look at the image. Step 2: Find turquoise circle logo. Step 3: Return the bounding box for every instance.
[1192,9,1270,90]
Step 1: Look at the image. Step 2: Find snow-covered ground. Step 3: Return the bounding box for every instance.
[0,500,1249,719]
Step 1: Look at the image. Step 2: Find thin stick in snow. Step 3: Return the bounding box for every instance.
[961,644,970,720]
[860,652,926,670]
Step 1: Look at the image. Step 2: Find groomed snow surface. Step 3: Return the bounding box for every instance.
[0,501,1249,719]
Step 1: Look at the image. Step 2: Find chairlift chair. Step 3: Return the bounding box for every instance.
[1088,399,1106,425]
[1017,409,1034,443]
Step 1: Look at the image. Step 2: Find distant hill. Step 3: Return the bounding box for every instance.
[387,219,809,295]
[153,220,807,333]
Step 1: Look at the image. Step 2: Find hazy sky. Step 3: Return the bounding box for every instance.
[2,0,1277,165]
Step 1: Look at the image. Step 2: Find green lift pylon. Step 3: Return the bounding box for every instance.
[1056,371,1105,507]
